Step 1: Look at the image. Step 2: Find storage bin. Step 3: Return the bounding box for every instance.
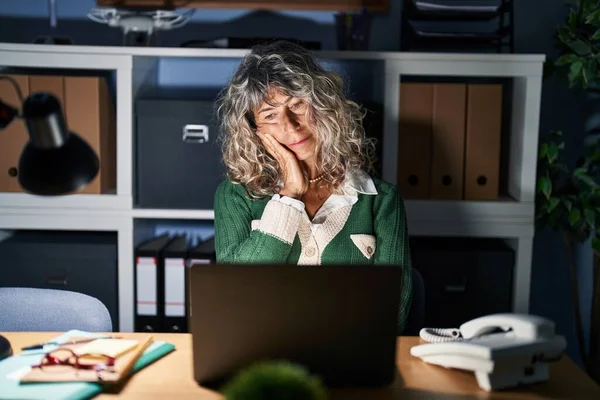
[410,237,515,328]
[0,230,119,330]
[135,98,226,209]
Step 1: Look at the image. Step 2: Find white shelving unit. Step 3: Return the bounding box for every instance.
[0,43,545,332]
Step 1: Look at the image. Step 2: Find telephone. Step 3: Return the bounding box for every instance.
[410,313,567,391]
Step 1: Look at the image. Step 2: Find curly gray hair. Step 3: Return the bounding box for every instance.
[215,40,376,198]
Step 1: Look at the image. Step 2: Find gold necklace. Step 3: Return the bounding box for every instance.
[308,174,324,183]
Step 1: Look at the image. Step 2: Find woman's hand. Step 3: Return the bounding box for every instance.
[258,131,308,199]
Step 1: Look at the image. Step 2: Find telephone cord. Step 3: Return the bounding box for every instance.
[419,327,464,343]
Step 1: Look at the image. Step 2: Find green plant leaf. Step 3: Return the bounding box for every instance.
[538,176,553,199]
[592,29,600,40]
[567,41,591,56]
[570,208,581,226]
[569,60,584,86]
[547,142,559,163]
[582,65,590,87]
[548,196,561,212]
[586,9,600,25]
[583,0,600,16]
[568,8,578,28]
[585,208,596,228]
[555,53,579,66]
[574,167,598,187]
[539,142,548,159]
[565,199,573,211]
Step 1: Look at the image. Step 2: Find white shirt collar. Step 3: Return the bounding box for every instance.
[309,169,377,226]
[342,169,378,196]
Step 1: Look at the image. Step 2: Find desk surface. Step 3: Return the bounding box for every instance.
[3,332,600,399]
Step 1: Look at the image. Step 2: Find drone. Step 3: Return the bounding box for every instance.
[87,7,195,44]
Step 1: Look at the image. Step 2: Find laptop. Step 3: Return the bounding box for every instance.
[187,263,403,388]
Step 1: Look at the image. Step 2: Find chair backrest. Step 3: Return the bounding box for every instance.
[0,287,112,332]
[403,268,425,336]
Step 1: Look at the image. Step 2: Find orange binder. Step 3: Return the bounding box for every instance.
[398,83,433,199]
[64,76,116,194]
[430,83,467,200]
[464,84,503,200]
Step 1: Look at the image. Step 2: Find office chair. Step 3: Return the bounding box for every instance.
[0,287,112,332]
[403,268,425,336]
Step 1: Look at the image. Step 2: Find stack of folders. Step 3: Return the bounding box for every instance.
[134,234,216,334]
[397,81,503,201]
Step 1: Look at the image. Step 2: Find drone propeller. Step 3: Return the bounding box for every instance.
[87,7,195,32]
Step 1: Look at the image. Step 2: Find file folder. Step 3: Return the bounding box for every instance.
[430,83,467,200]
[398,82,433,199]
[162,235,189,333]
[134,234,172,333]
[464,84,503,200]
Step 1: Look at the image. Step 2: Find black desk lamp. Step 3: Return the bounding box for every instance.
[0,76,99,195]
[0,76,100,360]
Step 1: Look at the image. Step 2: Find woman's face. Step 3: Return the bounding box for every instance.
[253,89,317,161]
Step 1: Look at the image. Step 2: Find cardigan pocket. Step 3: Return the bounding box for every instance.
[350,234,376,260]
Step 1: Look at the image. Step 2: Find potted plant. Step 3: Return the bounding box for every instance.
[221,360,328,400]
[536,0,600,383]
[536,130,600,379]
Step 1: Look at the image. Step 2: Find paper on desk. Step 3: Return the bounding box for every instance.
[0,330,165,400]
[75,338,139,358]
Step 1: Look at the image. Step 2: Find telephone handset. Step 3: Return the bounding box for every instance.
[410,313,567,391]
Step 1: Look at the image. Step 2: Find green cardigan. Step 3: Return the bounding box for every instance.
[213,176,413,333]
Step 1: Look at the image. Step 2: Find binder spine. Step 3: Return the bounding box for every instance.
[164,257,187,332]
[135,256,159,332]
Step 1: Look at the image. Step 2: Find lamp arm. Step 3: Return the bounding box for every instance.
[0,75,24,105]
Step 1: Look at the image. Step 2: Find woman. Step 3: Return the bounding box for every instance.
[213,40,413,333]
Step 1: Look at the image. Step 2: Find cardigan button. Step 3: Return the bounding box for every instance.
[305,247,316,257]
[366,246,373,255]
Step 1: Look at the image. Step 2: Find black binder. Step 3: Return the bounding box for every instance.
[188,236,216,265]
[134,234,173,333]
[162,235,189,333]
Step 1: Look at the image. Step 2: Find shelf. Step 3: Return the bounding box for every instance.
[405,198,534,238]
[95,0,389,12]
[0,43,544,81]
[0,210,126,231]
[0,44,131,70]
[128,199,533,238]
[0,42,543,330]
[132,208,214,220]
[0,192,130,211]
[0,42,544,62]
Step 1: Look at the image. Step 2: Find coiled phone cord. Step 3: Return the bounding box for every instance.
[419,327,464,343]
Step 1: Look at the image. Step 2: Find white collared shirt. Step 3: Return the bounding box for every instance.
[272,169,378,235]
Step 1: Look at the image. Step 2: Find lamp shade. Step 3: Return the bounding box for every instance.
[18,92,99,195]
[0,334,11,361]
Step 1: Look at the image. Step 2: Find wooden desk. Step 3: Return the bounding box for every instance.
[3,332,600,399]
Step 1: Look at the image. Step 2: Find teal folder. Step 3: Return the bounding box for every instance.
[0,330,175,400]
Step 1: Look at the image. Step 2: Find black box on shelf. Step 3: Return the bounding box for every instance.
[135,97,226,210]
[0,230,119,330]
[410,237,515,328]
